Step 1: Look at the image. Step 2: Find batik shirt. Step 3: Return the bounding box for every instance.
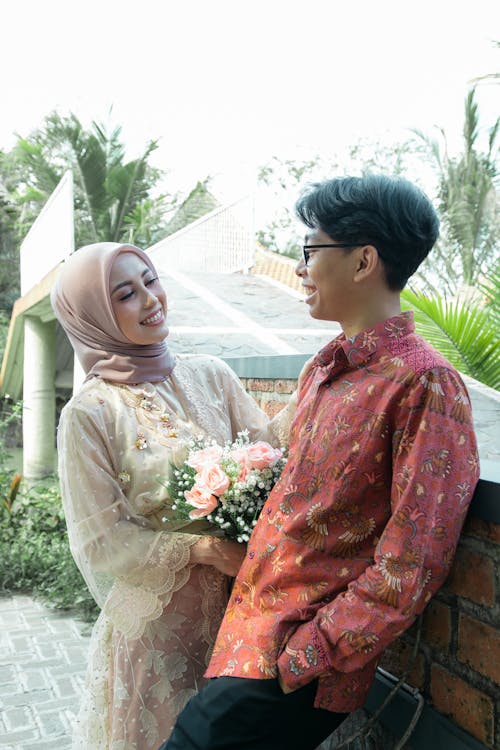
[206,312,479,713]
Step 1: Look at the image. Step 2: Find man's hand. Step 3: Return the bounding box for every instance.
[278,674,299,694]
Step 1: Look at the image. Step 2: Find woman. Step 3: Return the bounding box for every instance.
[51,243,294,749]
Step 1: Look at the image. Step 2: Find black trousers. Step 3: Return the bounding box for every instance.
[159,676,348,750]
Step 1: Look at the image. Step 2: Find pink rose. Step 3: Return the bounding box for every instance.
[230,446,251,481]
[198,464,230,496]
[245,441,282,470]
[184,485,218,519]
[187,445,223,472]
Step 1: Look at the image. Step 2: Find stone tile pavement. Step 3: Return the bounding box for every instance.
[0,594,92,749]
[0,595,391,750]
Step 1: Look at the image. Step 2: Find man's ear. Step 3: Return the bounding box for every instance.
[353,245,379,282]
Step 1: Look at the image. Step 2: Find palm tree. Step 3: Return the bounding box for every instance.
[3,112,176,250]
[401,274,500,391]
[472,40,500,85]
[413,88,499,296]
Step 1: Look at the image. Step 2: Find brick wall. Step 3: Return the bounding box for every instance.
[380,513,500,749]
[240,376,298,418]
[242,375,500,750]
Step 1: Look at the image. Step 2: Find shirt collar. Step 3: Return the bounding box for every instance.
[314,311,415,371]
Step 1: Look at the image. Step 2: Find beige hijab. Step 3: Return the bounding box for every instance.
[50,242,176,383]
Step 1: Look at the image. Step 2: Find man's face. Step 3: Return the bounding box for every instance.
[296,228,359,323]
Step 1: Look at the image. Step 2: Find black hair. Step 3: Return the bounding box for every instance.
[295,174,440,290]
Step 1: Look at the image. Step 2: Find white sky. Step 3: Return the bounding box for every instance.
[1,0,498,204]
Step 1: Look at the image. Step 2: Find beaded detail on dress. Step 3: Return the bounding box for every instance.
[117,382,195,447]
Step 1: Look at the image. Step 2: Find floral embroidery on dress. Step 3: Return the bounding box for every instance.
[118,383,194,449]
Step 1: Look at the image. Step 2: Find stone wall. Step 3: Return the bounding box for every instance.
[240,373,500,750]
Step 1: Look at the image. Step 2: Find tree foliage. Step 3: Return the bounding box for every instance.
[2,111,177,253]
[480,259,500,330]
[402,280,500,391]
[413,88,500,295]
[0,174,20,313]
[256,140,416,260]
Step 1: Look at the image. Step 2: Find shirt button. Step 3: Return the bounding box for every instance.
[305,423,313,432]
[234,595,243,604]
[248,551,255,559]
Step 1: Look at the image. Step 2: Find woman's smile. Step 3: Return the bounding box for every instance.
[141,308,165,326]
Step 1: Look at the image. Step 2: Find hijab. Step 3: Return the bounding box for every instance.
[50,242,176,383]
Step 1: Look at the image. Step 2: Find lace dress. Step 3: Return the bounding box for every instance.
[57,354,294,749]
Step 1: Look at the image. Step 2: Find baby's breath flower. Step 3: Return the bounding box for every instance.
[158,431,285,542]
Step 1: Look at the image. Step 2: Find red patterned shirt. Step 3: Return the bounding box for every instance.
[206,312,479,713]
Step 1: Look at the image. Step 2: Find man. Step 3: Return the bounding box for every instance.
[161,175,479,750]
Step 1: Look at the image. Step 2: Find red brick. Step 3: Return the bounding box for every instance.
[379,639,425,690]
[430,665,494,746]
[274,379,297,395]
[247,393,263,409]
[446,547,496,607]
[458,614,500,684]
[247,378,275,393]
[262,400,287,419]
[422,600,451,651]
[463,516,500,545]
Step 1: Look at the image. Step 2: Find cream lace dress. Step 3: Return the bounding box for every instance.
[57,354,294,750]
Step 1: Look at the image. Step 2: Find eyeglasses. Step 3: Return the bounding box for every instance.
[302,243,365,266]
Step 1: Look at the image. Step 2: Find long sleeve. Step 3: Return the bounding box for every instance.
[171,354,296,449]
[277,367,479,689]
[58,398,199,639]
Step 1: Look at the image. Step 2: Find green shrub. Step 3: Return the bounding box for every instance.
[0,478,99,622]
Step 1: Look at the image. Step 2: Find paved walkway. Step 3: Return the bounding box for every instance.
[162,269,340,358]
[0,594,91,749]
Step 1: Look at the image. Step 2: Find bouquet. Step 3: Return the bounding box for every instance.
[163,431,286,543]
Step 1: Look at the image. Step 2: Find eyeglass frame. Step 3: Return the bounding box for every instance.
[302,243,385,266]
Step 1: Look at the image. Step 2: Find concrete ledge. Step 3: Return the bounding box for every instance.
[223,353,309,378]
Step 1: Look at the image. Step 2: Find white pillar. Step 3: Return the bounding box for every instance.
[23,316,56,479]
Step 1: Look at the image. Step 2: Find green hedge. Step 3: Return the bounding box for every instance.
[0,479,99,622]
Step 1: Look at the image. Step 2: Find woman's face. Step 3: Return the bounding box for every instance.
[109,252,169,345]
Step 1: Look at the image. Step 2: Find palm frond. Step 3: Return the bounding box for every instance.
[107,141,159,241]
[401,288,500,390]
[479,263,500,329]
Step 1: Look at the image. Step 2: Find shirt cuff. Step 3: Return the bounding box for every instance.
[276,620,330,691]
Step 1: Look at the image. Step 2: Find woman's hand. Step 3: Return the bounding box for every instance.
[191,536,247,577]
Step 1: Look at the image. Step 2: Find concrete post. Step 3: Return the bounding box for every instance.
[22,316,56,479]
